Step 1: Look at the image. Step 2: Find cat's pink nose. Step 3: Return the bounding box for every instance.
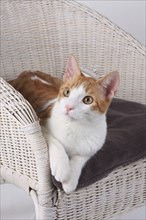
[65,104,74,113]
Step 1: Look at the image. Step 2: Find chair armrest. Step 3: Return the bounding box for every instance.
[0,78,55,201]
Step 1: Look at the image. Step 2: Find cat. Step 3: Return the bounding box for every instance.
[9,55,120,193]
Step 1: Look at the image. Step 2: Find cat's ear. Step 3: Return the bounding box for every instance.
[99,71,120,100]
[63,55,81,81]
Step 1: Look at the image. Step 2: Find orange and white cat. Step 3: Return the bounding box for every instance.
[10,55,120,193]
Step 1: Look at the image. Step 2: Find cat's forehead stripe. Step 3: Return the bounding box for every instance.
[70,85,86,98]
[69,76,96,92]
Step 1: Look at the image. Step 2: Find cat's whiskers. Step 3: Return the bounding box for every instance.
[36,98,57,114]
[41,98,57,111]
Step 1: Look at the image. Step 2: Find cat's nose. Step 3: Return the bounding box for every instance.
[65,104,74,113]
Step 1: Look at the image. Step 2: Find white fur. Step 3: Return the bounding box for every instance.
[43,85,107,193]
[31,76,53,86]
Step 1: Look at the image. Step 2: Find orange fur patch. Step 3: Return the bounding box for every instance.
[9,71,63,118]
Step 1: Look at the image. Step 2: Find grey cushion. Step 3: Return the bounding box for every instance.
[53,99,146,190]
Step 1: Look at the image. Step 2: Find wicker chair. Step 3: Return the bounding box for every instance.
[0,0,145,219]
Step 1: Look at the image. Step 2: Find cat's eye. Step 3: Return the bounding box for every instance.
[63,88,70,97]
[83,96,93,104]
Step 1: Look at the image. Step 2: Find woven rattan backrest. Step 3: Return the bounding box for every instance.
[1,0,145,104]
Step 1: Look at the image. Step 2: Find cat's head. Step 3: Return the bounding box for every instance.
[57,55,120,121]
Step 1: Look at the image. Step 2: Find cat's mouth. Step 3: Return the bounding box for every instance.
[64,110,77,120]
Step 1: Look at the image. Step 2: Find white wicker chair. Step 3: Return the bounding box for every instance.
[0,1,145,219]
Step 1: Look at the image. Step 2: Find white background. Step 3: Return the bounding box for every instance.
[77,0,145,45]
[1,1,145,220]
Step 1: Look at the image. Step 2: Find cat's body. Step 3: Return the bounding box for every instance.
[10,55,120,193]
[10,71,62,118]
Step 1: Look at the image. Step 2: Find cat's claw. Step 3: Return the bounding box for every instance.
[62,179,78,194]
[50,156,70,183]
[54,165,70,183]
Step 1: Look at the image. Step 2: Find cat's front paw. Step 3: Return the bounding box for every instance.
[62,178,78,194]
[50,154,70,183]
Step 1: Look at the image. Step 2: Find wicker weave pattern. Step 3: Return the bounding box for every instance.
[57,158,146,220]
[0,78,38,188]
[0,79,38,192]
[1,0,146,219]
